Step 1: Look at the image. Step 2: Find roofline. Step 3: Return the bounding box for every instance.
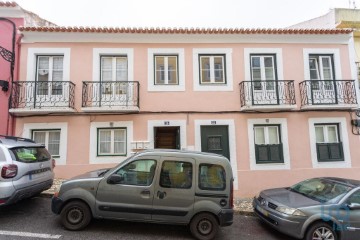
[0,1,18,7]
[18,26,353,35]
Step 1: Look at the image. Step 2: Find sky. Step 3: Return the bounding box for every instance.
[14,0,359,28]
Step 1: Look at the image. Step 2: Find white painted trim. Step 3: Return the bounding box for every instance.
[147,48,185,91]
[22,122,68,165]
[92,48,134,82]
[308,117,351,168]
[147,120,187,149]
[244,48,284,80]
[193,48,233,91]
[89,121,133,164]
[347,34,360,107]
[26,48,70,81]
[303,48,342,80]
[194,119,238,190]
[247,118,291,170]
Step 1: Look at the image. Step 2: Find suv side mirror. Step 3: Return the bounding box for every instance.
[347,203,360,210]
[107,174,124,184]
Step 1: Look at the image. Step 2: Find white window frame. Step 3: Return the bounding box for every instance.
[97,128,127,156]
[36,56,64,82]
[90,121,133,164]
[27,48,70,81]
[154,55,178,85]
[254,125,280,144]
[148,48,185,91]
[199,55,226,84]
[248,118,290,170]
[32,129,61,157]
[309,117,351,168]
[193,48,233,91]
[22,122,68,165]
[93,48,134,82]
[315,124,339,143]
[100,56,128,82]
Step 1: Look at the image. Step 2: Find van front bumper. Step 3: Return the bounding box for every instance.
[218,208,234,226]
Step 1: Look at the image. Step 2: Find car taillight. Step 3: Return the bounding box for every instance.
[1,164,18,178]
[229,179,234,208]
[52,158,56,169]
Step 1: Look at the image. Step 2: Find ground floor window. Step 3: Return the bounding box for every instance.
[97,128,127,156]
[254,125,283,164]
[32,129,61,157]
[315,124,344,162]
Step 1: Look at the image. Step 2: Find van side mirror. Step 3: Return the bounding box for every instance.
[107,174,124,184]
[347,203,360,210]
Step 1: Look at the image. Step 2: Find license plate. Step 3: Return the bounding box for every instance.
[29,171,47,180]
[256,205,269,217]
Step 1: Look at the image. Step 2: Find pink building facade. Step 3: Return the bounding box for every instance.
[11,26,360,197]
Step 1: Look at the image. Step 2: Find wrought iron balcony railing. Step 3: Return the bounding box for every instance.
[10,81,75,109]
[239,80,296,108]
[82,81,140,109]
[299,80,357,107]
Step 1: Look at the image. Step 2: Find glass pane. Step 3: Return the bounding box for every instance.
[116,58,127,81]
[254,127,265,144]
[37,57,49,81]
[322,57,330,68]
[168,57,178,84]
[116,160,156,186]
[200,57,210,83]
[48,131,60,156]
[114,142,125,154]
[327,126,338,143]
[252,69,261,81]
[214,57,224,83]
[323,69,332,80]
[264,57,273,68]
[160,161,192,189]
[53,57,63,70]
[52,71,63,81]
[33,131,46,144]
[114,129,126,141]
[99,130,111,154]
[155,57,165,84]
[101,58,112,70]
[199,164,226,190]
[309,58,319,80]
[268,127,279,144]
[265,68,274,81]
[251,57,260,68]
[315,126,325,143]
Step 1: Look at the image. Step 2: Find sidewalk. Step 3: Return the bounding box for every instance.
[42,179,254,216]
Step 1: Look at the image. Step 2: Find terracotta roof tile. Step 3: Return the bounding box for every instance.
[0,1,17,7]
[18,26,353,34]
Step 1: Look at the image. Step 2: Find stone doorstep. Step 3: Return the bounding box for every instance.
[41,179,255,216]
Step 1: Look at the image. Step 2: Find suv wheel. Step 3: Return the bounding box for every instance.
[306,222,338,240]
[190,213,219,240]
[60,201,92,230]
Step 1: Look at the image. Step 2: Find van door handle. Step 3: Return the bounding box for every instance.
[141,190,151,195]
[157,191,166,199]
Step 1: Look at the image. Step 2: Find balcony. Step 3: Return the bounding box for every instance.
[9,81,75,116]
[81,81,140,112]
[239,80,296,111]
[299,80,357,109]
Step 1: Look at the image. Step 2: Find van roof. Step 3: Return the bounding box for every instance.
[136,149,228,159]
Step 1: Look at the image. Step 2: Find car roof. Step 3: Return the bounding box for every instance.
[320,177,360,188]
[0,136,43,148]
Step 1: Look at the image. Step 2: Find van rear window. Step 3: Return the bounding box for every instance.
[10,147,51,163]
[199,164,226,191]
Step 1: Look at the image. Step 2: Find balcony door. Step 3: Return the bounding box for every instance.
[32,56,66,107]
[250,55,278,105]
[98,56,130,106]
[309,55,336,104]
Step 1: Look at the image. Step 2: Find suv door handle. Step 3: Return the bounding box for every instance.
[141,189,151,195]
[157,191,166,199]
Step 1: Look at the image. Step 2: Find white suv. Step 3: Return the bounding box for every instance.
[0,135,54,206]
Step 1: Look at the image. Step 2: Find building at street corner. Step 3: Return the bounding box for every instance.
[5,2,360,198]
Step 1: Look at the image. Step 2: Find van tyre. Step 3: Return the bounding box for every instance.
[60,201,92,231]
[190,213,219,240]
[305,222,338,240]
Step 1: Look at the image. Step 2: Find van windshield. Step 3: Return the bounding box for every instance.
[10,147,51,163]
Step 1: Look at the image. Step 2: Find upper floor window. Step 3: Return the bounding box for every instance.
[97,128,127,156]
[32,129,61,157]
[250,54,277,90]
[36,56,64,82]
[154,55,178,85]
[254,125,284,164]
[101,56,128,81]
[199,54,226,84]
[309,55,334,80]
[315,124,343,162]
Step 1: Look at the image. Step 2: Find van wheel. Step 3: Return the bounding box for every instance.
[305,222,338,240]
[190,213,219,240]
[60,201,92,231]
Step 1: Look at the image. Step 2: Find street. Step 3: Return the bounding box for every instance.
[0,196,296,240]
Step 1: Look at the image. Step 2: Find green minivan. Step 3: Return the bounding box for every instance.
[52,149,234,240]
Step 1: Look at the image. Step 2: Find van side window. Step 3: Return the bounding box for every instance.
[115,159,156,186]
[199,164,226,191]
[160,161,192,189]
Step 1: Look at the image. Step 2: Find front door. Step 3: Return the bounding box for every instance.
[201,125,230,160]
[95,157,158,221]
[151,157,195,224]
[154,127,180,149]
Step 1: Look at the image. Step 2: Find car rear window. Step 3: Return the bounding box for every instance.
[199,164,226,191]
[10,147,51,163]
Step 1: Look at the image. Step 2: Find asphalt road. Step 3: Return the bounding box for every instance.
[0,196,296,240]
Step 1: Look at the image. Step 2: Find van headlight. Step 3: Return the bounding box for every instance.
[276,206,306,216]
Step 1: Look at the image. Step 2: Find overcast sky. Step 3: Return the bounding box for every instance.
[14,0,358,28]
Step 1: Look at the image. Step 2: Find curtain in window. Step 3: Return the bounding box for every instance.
[33,131,46,145]
[116,58,127,81]
[99,130,111,154]
[48,131,60,156]
[114,129,126,154]
[315,126,325,143]
[254,127,265,144]
[268,127,279,144]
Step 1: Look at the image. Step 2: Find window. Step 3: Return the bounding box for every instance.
[114,159,156,186]
[100,56,128,95]
[315,124,344,162]
[154,55,178,85]
[250,54,277,90]
[346,190,360,205]
[199,164,226,191]
[32,130,61,157]
[309,55,334,80]
[254,125,284,164]
[97,128,127,156]
[36,56,64,95]
[199,55,226,84]
[160,161,192,189]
